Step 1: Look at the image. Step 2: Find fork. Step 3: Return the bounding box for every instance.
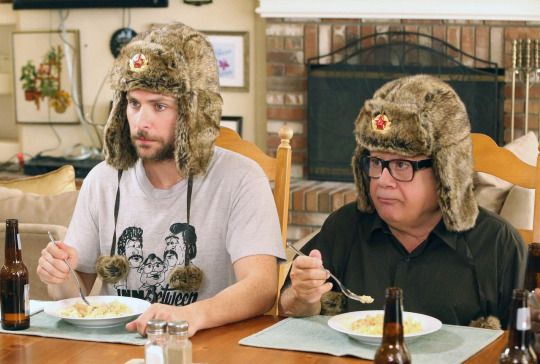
[286,241,374,304]
[47,231,91,306]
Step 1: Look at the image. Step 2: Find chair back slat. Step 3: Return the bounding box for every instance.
[215,125,293,315]
[471,133,540,244]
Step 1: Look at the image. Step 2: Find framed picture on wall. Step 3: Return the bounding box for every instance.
[220,116,243,136]
[204,31,249,92]
[12,30,82,124]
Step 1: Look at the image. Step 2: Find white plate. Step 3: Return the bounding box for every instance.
[44,296,150,328]
[328,310,442,346]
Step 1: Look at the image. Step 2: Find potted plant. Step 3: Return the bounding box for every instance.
[20,60,38,101]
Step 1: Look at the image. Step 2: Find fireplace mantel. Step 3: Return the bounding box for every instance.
[256,0,540,21]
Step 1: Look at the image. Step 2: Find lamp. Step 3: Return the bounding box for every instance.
[183,0,212,5]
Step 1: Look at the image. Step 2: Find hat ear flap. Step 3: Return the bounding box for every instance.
[104,91,138,170]
[352,147,374,213]
[175,93,191,177]
[176,90,221,176]
[433,141,478,231]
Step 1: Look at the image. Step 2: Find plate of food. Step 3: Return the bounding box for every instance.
[44,296,151,328]
[327,310,442,345]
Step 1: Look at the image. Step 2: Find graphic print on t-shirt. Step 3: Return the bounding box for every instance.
[114,223,199,305]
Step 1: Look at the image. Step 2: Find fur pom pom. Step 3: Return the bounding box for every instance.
[167,264,203,291]
[320,291,346,316]
[95,255,129,284]
[469,315,501,330]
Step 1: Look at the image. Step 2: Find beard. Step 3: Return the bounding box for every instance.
[132,130,175,162]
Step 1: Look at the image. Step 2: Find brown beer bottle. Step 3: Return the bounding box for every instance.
[524,243,540,291]
[374,287,411,364]
[0,219,30,330]
[499,288,537,363]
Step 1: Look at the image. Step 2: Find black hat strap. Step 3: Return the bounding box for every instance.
[109,169,123,257]
[187,175,193,224]
[110,171,193,256]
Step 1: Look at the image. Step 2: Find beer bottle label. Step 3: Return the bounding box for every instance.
[517,307,531,330]
[24,284,29,316]
[16,233,21,250]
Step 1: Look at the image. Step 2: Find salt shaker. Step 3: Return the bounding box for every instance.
[167,320,192,364]
[145,319,168,364]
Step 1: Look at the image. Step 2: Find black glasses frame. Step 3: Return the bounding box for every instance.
[360,156,433,182]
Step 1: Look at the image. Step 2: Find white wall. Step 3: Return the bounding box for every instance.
[5,0,264,159]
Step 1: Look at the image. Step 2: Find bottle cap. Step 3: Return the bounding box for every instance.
[512,288,529,301]
[529,242,540,254]
[146,319,167,334]
[385,286,403,298]
[167,320,189,335]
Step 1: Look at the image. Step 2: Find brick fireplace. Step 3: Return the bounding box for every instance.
[262,13,540,242]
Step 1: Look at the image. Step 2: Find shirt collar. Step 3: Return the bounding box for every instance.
[369,213,459,251]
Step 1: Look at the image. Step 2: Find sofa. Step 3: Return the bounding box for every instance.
[0,165,80,300]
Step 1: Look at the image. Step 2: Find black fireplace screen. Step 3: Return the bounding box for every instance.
[307,31,504,182]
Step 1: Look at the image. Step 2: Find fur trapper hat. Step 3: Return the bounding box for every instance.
[104,22,222,176]
[351,74,478,232]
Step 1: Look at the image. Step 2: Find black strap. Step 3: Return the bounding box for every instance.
[110,169,123,256]
[187,175,193,224]
[109,172,192,256]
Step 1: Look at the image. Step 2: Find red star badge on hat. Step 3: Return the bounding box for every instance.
[371,113,391,132]
[129,53,148,73]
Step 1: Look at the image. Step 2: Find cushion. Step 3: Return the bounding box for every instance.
[474,132,538,213]
[0,165,76,195]
[0,187,79,227]
[500,186,534,230]
[0,223,68,300]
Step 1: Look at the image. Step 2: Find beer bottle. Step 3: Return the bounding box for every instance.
[374,287,411,364]
[499,288,537,363]
[0,219,30,330]
[524,243,540,292]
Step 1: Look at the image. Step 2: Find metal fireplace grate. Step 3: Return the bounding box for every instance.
[307,31,504,182]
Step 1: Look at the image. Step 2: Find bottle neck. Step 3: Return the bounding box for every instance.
[4,220,22,263]
[507,297,534,349]
[381,295,405,343]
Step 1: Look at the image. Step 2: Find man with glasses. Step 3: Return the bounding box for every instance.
[279,75,525,330]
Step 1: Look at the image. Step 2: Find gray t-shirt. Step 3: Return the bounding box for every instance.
[65,147,285,305]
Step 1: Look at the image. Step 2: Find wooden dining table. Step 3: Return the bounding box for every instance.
[0,315,507,364]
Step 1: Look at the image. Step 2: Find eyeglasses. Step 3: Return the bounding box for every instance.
[360,156,433,182]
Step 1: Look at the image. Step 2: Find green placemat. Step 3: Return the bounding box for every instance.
[239,316,504,364]
[0,311,146,345]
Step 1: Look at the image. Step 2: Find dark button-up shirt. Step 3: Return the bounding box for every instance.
[296,203,526,328]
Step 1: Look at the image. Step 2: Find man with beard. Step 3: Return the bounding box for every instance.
[36,23,285,337]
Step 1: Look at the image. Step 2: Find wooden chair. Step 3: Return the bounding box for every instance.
[215,125,293,314]
[471,133,540,244]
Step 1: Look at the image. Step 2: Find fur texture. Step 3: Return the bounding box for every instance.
[468,315,501,330]
[351,75,478,232]
[320,291,346,316]
[95,255,129,284]
[104,22,222,176]
[167,264,203,291]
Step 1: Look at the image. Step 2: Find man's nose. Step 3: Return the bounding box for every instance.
[134,106,152,129]
[377,166,397,186]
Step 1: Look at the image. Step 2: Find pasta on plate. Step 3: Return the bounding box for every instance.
[351,313,422,335]
[59,300,132,318]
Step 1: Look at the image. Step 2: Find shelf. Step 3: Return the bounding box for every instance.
[257,0,540,21]
[0,73,12,95]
